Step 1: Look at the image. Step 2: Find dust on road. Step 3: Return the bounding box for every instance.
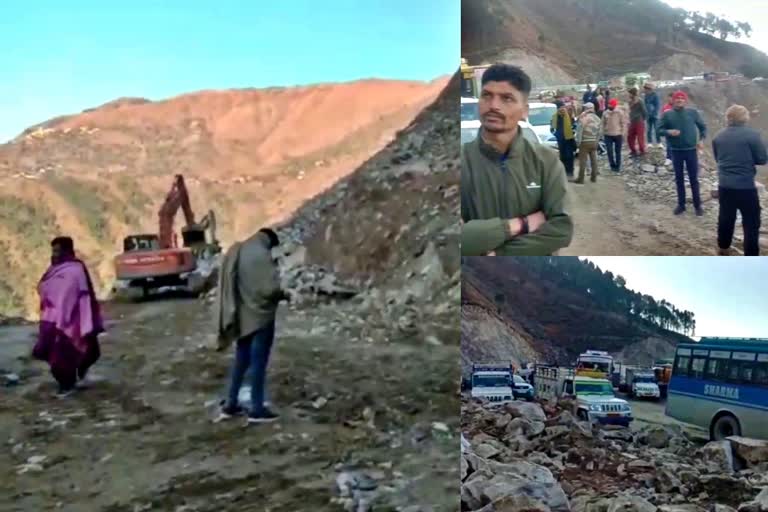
[1,297,459,511]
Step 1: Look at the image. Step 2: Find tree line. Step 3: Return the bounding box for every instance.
[509,257,696,336]
[674,9,752,41]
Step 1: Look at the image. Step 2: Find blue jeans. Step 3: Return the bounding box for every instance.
[646,117,658,144]
[604,135,623,171]
[227,320,276,413]
[671,149,701,209]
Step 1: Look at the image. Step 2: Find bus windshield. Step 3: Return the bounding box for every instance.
[575,382,614,396]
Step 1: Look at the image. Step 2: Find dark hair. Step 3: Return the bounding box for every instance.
[51,236,74,253]
[481,64,532,97]
[258,228,279,248]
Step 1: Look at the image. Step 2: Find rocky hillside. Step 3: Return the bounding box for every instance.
[275,71,461,344]
[462,0,768,84]
[0,77,448,318]
[461,257,691,375]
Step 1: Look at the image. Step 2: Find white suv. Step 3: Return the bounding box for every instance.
[460,97,540,146]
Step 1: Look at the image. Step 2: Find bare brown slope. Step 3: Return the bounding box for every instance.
[0,77,448,318]
[462,0,768,81]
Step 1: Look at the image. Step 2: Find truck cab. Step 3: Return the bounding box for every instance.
[470,364,514,403]
[576,350,614,379]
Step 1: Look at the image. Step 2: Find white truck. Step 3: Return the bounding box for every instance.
[535,366,633,426]
[470,363,514,403]
[625,368,661,400]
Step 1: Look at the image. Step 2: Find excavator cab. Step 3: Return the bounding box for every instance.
[123,234,161,252]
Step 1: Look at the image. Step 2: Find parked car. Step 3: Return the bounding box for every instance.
[460,97,540,146]
[527,102,559,149]
[512,374,535,401]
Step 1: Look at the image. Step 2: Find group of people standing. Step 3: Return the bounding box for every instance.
[548,78,766,255]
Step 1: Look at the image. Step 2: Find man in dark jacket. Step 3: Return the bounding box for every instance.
[658,90,707,216]
[712,104,767,255]
[643,83,661,144]
[582,85,595,106]
[217,228,290,423]
[461,64,573,256]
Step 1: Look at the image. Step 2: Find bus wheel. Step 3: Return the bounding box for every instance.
[711,414,741,441]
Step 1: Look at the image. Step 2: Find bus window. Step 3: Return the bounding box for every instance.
[675,356,691,377]
[691,357,706,379]
[705,358,729,381]
[740,363,756,383]
[754,362,768,387]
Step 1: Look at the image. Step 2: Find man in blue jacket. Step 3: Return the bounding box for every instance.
[712,104,767,255]
[643,83,661,144]
[658,90,707,216]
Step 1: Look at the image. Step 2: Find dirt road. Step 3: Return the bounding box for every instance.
[620,394,708,441]
[1,296,458,511]
[562,151,768,256]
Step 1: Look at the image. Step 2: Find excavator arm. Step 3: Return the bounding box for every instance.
[158,174,196,249]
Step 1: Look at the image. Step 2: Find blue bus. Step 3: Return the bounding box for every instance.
[666,337,768,441]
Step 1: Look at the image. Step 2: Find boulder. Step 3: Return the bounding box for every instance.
[606,495,657,512]
[699,441,735,473]
[477,495,553,512]
[461,454,469,481]
[476,443,502,460]
[481,475,571,512]
[644,426,672,449]
[728,436,768,467]
[737,487,768,512]
[487,460,557,484]
[657,506,707,512]
[505,401,547,423]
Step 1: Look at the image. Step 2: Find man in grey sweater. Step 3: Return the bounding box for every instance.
[712,105,768,256]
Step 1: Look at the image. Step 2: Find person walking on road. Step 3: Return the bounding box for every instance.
[661,92,674,162]
[217,228,290,423]
[712,105,767,255]
[575,102,603,184]
[643,83,661,145]
[658,90,708,216]
[551,100,578,178]
[602,98,626,173]
[33,237,104,398]
[627,87,647,157]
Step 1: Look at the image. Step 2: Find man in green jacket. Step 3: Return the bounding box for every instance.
[657,90,707,216]
[461,63,574,256]
[217,228,289,424]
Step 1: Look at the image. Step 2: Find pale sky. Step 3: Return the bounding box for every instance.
[661,0,768,56]
[583,257,768,340]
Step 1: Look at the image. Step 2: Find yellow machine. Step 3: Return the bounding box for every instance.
[460,58,490,98]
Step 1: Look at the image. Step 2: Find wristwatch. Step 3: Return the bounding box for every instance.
[520,216,529,235]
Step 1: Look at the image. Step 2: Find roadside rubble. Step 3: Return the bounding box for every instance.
[461,397,768,512]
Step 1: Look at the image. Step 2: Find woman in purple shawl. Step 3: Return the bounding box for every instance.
[32,237,105,397]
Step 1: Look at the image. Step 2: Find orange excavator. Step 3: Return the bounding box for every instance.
[112,174,221,299]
